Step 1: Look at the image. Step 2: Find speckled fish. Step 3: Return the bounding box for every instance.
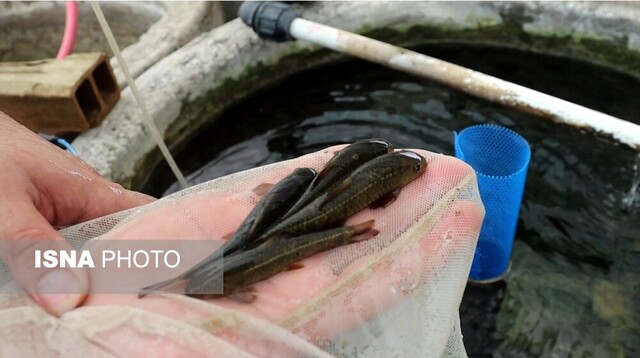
[185,220,378,300]
[248,150,428,249]
[138,167,316,297]
[283,139,394,218]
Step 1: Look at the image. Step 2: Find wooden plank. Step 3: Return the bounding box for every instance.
[0,52,120,134]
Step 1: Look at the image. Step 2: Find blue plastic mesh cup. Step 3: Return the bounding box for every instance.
[454,124,531,281]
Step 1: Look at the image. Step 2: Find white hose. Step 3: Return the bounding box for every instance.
[91,2,188,189]
[290,18,640,151]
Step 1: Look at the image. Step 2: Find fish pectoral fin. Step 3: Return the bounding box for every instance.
[252,183,275,196]
[245,234,279,251]
[286,263,305,271]
[320,177,352,209]
[221,232,233,242]
[369,188,401,209]
[227,287,257,304]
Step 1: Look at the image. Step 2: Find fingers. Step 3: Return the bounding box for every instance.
[30,156,155,226]
[83,191,483,354]
[0,198,88,316]
[82,147,479,338]
[1,111,154,225]
[76,182,156,223]
[0,111,152,316]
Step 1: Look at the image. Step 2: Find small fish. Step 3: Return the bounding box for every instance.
[283,139,394,218]
[248,150,427,248]
[186,220,378,299]
[222,167,316,256]
[138,167,316,297]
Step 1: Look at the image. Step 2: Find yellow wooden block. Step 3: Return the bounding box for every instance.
[0,52,120,134]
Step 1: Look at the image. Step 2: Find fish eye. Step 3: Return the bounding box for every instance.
[413,163,421,172]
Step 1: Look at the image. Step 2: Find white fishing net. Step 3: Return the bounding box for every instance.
[0,146,484,357]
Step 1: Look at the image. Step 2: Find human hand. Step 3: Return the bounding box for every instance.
[0,145,482,356]
[0,111,155,316]
[70,146,483,356]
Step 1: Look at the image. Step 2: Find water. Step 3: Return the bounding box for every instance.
[622,154,640,211]
[144,43,640,357]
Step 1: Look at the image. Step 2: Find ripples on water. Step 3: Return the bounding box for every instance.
[145,43,640,357]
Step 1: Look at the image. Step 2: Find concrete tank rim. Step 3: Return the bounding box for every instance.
[0,1,221,88]
[71,1,640,189]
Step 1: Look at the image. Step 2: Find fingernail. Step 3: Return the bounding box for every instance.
[35,269,84,315]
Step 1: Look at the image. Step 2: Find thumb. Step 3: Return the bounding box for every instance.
[0,199,88,316]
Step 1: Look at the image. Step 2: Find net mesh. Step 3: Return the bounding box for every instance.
[0,146,484,357]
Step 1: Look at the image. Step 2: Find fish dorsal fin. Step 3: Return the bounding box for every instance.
[369,188,401,209]
[252,183,274,196]
[246,234,280,250]
[310,161,335,189]
[319,177,352,209]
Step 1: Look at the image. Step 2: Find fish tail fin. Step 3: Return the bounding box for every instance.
[350,219,378,242]
[351,219,375,235]
[138,275,186,298]
[227,286,258,304]
[354,229,379,242]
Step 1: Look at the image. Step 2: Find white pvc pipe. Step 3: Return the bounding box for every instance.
[290,18,640,150]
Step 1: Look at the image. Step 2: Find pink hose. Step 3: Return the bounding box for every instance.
[56,1,78,59]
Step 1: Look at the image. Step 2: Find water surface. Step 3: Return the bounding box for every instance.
[146,43,640,357]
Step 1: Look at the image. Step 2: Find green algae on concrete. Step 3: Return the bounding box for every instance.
[360,22,640,76]
[130,20,640,190]
[129,47,343,190]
